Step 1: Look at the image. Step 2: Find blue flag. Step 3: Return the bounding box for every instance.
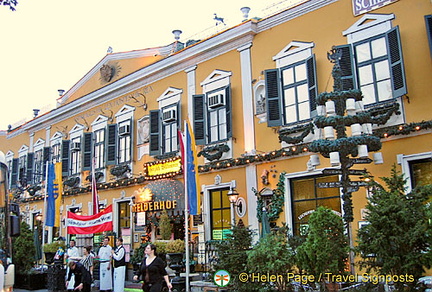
[46,163,57,227]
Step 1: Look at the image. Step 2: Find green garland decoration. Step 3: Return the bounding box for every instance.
[12,120,432,204]
[316,89,363,105]
[254,172,286,223]
[278,122,315,144]
[197,144,230,161]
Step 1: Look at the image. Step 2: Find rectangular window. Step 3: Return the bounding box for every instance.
[291,175,341,236]
[118,201,131,230]
[52,143,61,163]
[162,106,178,153]
[409,159,432,188]
[94,130,105,169]
[18,155,27,186]
[210,188,231,240]
[118,121,131,164]
[33,149,44,184]
[207,88,229,143]
[70,137,81,175]
[265,56,317,127]
[355,36,392,105]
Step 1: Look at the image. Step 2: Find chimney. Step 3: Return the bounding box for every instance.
[172,30,182,41]
[240,7,251,21]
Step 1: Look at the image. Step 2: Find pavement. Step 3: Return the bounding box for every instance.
[13,280,142,292]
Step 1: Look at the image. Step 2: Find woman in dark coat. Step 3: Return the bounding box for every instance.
[133,244,172,292]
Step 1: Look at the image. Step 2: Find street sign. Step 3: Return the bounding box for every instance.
[322,168,342,175]
[349,169,367,175]
[322,168,367,176]
[350,158,373,164]
[349,181,369,187]
[317,181,342,188]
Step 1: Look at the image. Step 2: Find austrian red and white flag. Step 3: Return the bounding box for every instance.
[67,204,113,234]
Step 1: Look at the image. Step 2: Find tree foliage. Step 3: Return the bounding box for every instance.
[296,206,349,283]
[247,225,303,291]
[159,209,172,240]
[12,221,36,273]
[356,165,432,290]
[213,225,255,292]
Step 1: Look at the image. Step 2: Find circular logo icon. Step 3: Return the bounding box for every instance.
[214,270,231,287]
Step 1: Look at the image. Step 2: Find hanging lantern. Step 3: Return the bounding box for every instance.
[330,152,340,166]
[362,123,373,134]
[310,154,321,166]
[346,98,356,111]
[317,105,326,116]
[351,123,362,136]
[325,100,335,115]
[358,145,369,158]
[324,126,335,139]
[355,100,365,112]
[373,152,384,164]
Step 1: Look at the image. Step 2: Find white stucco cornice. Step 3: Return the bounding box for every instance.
[256,0,337,32]
[343,13,395,36]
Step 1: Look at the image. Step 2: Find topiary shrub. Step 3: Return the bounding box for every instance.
[12,221,36,274]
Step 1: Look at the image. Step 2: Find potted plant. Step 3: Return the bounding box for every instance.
[43,240,66,264]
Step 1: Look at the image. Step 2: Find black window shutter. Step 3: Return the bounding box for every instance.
[306,55,318,112]
[225,85,232,138]
[82,132,93,171]
[26,153,34,185]
[425,15,432,58]
[149,110,160,156]
[11,158,18,188]
[176,103,181,149]
[193,94,205,145]
[107,124,117,165]
[335,44,355,90]
[43,147,50,178]
[61,140,70,176]
[264,69,283,127]
[386,26,407,98]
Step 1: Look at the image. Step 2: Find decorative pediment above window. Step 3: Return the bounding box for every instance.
[200,69,232,87]
[157,87,183,102]
[50,131,64,141]
[33,138,45,148]
[91,115,109,126]
[116,104,136,117]
[18,145,29,154]
[69,124,85,134]
[272,41,314,68]
[343,13,395,36]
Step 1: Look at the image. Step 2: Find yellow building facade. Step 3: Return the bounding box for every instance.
[1,0,431,275]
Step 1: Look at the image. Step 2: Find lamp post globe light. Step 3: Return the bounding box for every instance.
[227,187,239,227]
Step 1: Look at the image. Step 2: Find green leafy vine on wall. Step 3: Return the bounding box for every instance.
[254,172,286,223]
[197,143,230,161]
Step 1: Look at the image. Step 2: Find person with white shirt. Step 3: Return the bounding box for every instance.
[112,237,126,292]
[65,240,80,291]
[98,236,113,292]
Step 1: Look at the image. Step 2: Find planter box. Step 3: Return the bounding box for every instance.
[15,272,47,290]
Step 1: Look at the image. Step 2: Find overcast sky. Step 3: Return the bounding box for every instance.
[0,0,302,131]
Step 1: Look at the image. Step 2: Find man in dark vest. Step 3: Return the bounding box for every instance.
[112,237,126,292]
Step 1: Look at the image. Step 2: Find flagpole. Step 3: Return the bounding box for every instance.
[41,161,49,265]
[183,120,191,292]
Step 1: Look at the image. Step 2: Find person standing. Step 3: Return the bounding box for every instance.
[98,236,113,292]
[133,244,172,292]
[112,237,126,292]
[66,261,92,292]
[65,240,80,291]
[80,246,94,279]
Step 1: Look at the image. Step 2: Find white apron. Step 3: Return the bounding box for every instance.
[98,245,113,290]
[113,266,126,292]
